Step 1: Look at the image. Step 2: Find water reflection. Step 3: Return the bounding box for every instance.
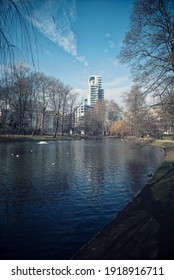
[0,139,165,259]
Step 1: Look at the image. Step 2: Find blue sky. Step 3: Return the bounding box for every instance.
[29,0,134,105]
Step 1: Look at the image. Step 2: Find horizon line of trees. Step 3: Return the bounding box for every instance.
[0,63,123,137]
[0,64,78,137]
[109,84,174,138]
[1,0,174,139]
[1,63,173,138]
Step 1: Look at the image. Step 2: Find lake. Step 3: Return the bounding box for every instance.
[0,138,165,259]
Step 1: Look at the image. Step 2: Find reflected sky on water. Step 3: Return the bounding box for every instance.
[0,138,165,259]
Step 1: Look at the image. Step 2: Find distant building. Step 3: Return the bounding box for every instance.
[74,98,88,127]
[74,76,105,130]
[88,75,104,107]
[35,110,74,134]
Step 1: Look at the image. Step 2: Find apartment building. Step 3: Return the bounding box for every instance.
[74,75,104,129]
[88,75,104,107]
[74,98,88,127]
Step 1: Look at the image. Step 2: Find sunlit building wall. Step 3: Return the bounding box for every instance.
[88,75,104,107]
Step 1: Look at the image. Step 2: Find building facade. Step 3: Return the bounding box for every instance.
[74,75,104,130]
[74,98,88,127]
[88,75,104,107]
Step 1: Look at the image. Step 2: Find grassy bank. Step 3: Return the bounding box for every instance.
[0,134,106,142]
[152,139,174,161]
[0,134,79,142]
[73,140,174,260]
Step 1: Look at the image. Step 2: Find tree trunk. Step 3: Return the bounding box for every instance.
[53,116,59,138]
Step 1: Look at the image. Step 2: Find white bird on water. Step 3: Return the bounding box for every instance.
[38,141,48,145]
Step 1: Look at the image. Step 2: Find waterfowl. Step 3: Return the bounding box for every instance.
[38,141,48,144]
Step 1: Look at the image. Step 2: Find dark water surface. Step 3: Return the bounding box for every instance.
[0,138,165,259]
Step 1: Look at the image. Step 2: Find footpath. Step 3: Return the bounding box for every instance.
[73,140,174,260]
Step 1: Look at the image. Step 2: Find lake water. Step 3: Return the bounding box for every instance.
[0,138,165,259]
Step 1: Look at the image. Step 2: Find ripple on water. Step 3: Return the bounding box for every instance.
[0,139,165,259]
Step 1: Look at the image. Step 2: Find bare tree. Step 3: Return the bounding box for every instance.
[0,76,11,131]
[160,84,174,132]
[61,85,72,136]
[49,79,64,138]
[84,106,103,136]
[26,71,41,134]
[35,73,53,135]
[0,0,38,71]
[76,99,123,136]
[67,92,78,135]
[109,120,126,137]
[97,101,108,135]
[124,85,148,136]
[107,100,123,128]
[119,0,174,95]
[9,64,33,134]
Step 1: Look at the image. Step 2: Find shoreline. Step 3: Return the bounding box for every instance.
[0,134,80,142]
[0,134,108,143]
[72,140,174,260]
[1,136,174,259]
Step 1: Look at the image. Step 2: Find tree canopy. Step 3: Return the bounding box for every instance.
[119,0,174,95]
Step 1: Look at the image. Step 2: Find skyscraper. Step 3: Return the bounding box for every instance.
[88,75,104,107]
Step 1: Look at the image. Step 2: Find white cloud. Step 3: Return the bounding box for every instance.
[109,40,115,49]
[30,0,88,67]
[76,55,89,67]
[75,88,88,102]
[113,58,119,65]
[43,48,52,57]
[105,32,111,38]
[103,76,132,105]
[104,86,130,105]
[105,32,116,49]
[104,76,130,88]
